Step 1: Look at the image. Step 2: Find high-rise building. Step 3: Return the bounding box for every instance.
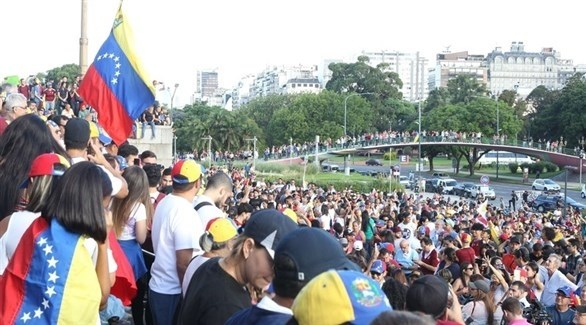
[196,70,219,100]
[428,51,487,90]
[360,51,428,102]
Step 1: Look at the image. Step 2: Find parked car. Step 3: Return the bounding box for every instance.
[432,172,449,178]
[470,185,496,200]
[531,179,561,191]
[365,159,383,166]
[532,194,586,212]
[453,182,475,197]
[425,178,457,194]
[322,162,340,172]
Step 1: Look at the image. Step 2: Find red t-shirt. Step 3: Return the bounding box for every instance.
[502,253,516,274]
[421,249,440,275]
[17,85,30,99]
[43,88,56,101]
[456,247,476,265]
[470,239,482,257]
[0,117,8,135]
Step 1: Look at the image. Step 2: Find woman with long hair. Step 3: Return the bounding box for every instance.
[179,209,297,324]
[0,114,68,219]
[462,279,496,325]
[525,261,544,301]
[436,247,461,282]
[0,153,70,274]
[111,166,153,324]
[0,162,113,323]
[453,261,475,304]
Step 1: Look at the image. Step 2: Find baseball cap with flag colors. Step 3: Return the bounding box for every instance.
[292,270,392,325]
[171,159,202,184]
[205,218,237,243]
[29,153,70,177]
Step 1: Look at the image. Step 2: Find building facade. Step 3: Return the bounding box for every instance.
[485,42,572,96]
[428,51,488,90]
[196,70,219,100]
[360,51,428,102]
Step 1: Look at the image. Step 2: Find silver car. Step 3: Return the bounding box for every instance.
[532,178,561,191]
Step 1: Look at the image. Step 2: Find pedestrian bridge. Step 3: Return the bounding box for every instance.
[330,137,585,171]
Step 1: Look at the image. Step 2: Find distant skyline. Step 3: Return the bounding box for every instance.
[4,0,586,106]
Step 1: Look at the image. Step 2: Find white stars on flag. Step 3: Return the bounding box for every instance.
[47,256,58,268]
[97,51,122,86]
[21,236,62,323]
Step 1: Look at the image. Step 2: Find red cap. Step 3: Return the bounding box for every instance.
[29,153,70,177]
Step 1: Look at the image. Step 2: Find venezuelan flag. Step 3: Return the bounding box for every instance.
[0,218,101,324]
[79,5,155,145]
[108,231,137,306]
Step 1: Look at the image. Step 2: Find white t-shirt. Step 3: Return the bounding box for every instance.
[118,203,147,241]
[192,194,224,229]
[462,300,489,325]
[398,222,416,240]
[149,194,203,295]
[71,157,122,196]
[181,255,210,297]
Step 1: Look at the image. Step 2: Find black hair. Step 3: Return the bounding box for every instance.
[273,254,306,299]
[143,163,162,187]
[501,297,523,316]
[118,144,139,158]
[162,167,172,176]
[43,162,109,243]
[543,227,556,241]
[510,281,527,293]
[514,247,530,262]
[0,115,68,220]
[381,278,407,310]
[140,150,157,161]
[237,203,253,215]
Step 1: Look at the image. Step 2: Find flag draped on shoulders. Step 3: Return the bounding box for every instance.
[0,218,101,324]
[79,5,155,145]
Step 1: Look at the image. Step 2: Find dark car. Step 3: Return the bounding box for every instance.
[453,182,475,197]
[365,159,383,166]
[531,194,586,212]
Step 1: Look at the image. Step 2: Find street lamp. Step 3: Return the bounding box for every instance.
[169,83,179,161]
[495,93,500,179]
[344,92,374,138]
[418,100,422,179]
[343,92,374,176]
[579,136,585,185]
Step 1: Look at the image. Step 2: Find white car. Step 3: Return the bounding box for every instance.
[470,185,496,200]
[581,184,585,198]
[532,178,561,192]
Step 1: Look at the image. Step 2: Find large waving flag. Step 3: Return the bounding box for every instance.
[79,5,155,145]
[0,218,101,324]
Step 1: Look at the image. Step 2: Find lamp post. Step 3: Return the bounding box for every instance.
[579,136,585,185]
[343,92,373,175]
[169,83,179,161]
[245,136,257,170]
[495,94,500,179]
[201,135,212,169]
[418,100,422,180]
[344,92,374,138]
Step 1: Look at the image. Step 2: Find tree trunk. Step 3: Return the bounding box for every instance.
[429,157,434,171]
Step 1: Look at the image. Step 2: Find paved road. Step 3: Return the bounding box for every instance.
[347,164,586,203]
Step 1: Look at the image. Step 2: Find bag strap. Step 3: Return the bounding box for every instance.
[194,201,213,211]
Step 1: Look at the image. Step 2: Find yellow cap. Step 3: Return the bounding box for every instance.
[282,208,298,223]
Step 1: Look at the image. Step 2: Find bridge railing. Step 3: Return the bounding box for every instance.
[332,136,583,157]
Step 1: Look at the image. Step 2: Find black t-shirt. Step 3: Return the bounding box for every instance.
[179,257,251,325]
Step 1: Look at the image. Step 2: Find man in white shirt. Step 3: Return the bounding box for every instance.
[193,171,233,227]
[149,159,204,325]
[541,254,578,307]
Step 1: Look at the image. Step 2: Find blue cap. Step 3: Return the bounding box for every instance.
[557,286,574,298]
[370,260,386,274]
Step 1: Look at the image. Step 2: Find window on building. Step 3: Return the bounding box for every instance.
[291,84,296,88]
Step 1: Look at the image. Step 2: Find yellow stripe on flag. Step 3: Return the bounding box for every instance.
[58,238,101,324]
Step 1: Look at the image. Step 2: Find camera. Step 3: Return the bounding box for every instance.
[523,300,552,325]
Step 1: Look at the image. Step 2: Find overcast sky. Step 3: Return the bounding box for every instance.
[3,0,586,105]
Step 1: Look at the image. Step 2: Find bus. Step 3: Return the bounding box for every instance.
[477,151,535,166]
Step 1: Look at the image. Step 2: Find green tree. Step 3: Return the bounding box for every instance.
[424,88,450,112]
[545,74,586,147]
[447,75,487,104]
[325,56,403,100]
[37,64,81,83]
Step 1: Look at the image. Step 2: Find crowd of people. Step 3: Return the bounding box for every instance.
[3,98,586,324]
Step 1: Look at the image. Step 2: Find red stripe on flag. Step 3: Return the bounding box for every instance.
[0,218,48,324]
[79,65,134,145]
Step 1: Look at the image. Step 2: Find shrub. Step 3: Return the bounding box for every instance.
[544,162,558,173]
[383,151,398,161]
[508,162,519,174]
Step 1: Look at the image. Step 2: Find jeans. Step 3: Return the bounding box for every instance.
[142,121,155,139]
[148,289,181,325]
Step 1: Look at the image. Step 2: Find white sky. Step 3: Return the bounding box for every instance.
[3,0,586,106]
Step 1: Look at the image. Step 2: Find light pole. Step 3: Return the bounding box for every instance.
[564,167,568,220]
[344,92,374,138]
[495,94,500,179]
[579,136,585,185]
[169,83,179,161]
[245,136,257,170]
[343,92,373,175]
[418,100,422,180]
[201,135,212,169]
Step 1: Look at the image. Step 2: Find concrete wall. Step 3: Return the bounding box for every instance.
[128,124,173,167]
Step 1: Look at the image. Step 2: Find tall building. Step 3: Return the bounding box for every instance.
[196,70,219,100]
[428,51,487,90]
[249,64,319,98]
[485,42,571,96]
[360,51,429,102]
